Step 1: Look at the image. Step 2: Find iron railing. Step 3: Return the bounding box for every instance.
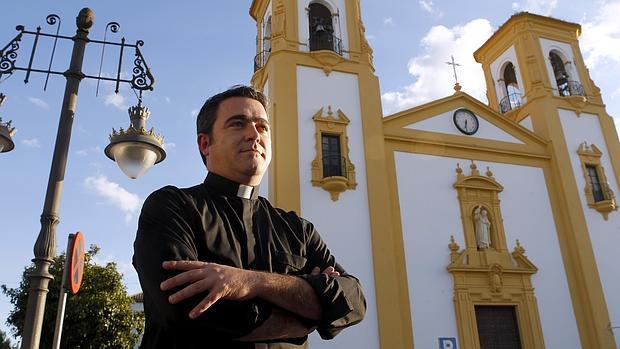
[309,33,342,55]
[253,50,270,72]
[499,93,523,113]
[558,80,585,97]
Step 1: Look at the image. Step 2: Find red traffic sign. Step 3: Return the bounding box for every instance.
[68,232,85,294]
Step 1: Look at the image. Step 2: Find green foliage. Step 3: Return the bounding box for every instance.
[0,329,16,349]
[1,245,143,349]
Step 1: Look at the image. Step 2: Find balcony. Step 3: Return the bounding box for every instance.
[558,80,585,97]
[253,50,270,72]
[309,33,342,55]
[499,93,523,114]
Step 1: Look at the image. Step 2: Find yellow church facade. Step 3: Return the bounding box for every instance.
[249,1,619,348]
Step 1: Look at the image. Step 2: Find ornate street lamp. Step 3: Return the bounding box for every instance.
[0,9,163,348]
[0,93,16,153]
[105,101,166,179]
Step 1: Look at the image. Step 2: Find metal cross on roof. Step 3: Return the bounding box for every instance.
[446,55,461,84]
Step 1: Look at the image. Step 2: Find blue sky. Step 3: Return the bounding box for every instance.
[1,0,619,341]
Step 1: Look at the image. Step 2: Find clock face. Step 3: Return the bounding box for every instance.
[453,108,479,135]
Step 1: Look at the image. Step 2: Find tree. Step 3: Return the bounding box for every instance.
[1,245,143,349]
[0,329,16,349]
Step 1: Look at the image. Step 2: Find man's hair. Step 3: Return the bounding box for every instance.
[196,85,268,164]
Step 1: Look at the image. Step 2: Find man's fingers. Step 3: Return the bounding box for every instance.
[161,269,206,291]
[321,266,340,276]
[163,260,209,271]
[168,278,212,304]
[190,289,223,319]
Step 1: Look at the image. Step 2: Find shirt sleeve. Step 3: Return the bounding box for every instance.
[298,221,367,340]
[133,186,271,339]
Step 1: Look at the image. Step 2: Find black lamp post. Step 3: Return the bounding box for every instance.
[0,8,164,348]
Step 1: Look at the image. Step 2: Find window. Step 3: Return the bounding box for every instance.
[311,106,356,201]
[308,3,341,54]
[586,165,605,202]
[321,134,342,177]
[577,142,617,220]
[475,306,522,349]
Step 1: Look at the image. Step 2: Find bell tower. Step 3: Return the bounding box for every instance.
[475,13,620,349]
[249,1,409,348]
[474,12,604,120]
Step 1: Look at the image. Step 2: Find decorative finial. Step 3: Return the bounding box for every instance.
[514,239,525,254]
[449,235,459,251]
[486,166,494,178]
[453,82,462,92]
[327,105,334,118]
[456,163,464,178]
[470,160,479,176]
[76,8,94,31]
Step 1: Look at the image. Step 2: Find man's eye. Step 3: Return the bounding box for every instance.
[258,124,269,133]
[231,121,244,128]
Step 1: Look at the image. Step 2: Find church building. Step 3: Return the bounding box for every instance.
[249,0,620,348]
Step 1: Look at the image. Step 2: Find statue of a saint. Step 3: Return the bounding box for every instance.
[474,206,491,249]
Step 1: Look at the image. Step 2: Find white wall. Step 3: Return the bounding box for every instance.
[539,38,582,96]
[405,108,524,144]
[296,65,379,348]
[394,152,581,348]
[519,114,533,131]
[489,45,526,105]
[559,109,620,347]
[298,0,349,58]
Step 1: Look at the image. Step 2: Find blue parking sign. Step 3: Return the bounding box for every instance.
[438,337,457,349]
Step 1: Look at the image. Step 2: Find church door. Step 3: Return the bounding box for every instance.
[475,306,522,349]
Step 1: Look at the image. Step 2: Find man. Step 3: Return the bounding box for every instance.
[133,85,366,348]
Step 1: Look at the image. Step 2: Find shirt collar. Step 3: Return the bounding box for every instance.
[204,172,260,200]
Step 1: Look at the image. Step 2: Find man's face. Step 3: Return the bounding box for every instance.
[198,97,271,186]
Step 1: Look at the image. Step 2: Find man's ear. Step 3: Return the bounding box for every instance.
[197,133,210,157]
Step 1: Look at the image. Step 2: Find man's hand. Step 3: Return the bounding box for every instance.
[161,260,339,320]
[161,261,258,319]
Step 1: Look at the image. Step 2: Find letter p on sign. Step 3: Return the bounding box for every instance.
[438,337,457,349]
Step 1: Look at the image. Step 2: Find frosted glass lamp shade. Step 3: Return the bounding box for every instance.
[110,142,159,179]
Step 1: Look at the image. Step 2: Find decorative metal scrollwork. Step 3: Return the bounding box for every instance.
[131,42,154,91]
[0,28,24,80]
[96,21,121,96]
[44,14,61,91]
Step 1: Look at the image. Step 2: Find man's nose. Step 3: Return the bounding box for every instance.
[244,123,260,140]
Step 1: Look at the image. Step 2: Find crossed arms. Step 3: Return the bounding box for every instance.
[133,187,366,342]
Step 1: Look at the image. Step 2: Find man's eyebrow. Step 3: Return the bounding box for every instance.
[225,114,270,125]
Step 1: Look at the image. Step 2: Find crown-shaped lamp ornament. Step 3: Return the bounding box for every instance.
[0,93,17,153]
[104,101,166,179]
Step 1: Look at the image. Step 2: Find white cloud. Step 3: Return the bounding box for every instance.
[28,97,49,110]
[381,19,493,115]
[163,142,176,150]
[190,108,199,117]
[21,138,41,148]
[84,175,141,222]
[580,1,620,69]
[105,92,129,111]
[76,146,102,157]
[383,17,394,26]
[419,0,434,13]
[165,96,171,103]
[512,0,558,15]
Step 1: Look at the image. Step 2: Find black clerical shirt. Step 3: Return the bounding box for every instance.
[133,172,366,349]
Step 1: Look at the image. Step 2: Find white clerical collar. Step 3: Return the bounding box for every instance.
[237,184,254,199]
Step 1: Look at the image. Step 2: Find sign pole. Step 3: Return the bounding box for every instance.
[51,234,74,349]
